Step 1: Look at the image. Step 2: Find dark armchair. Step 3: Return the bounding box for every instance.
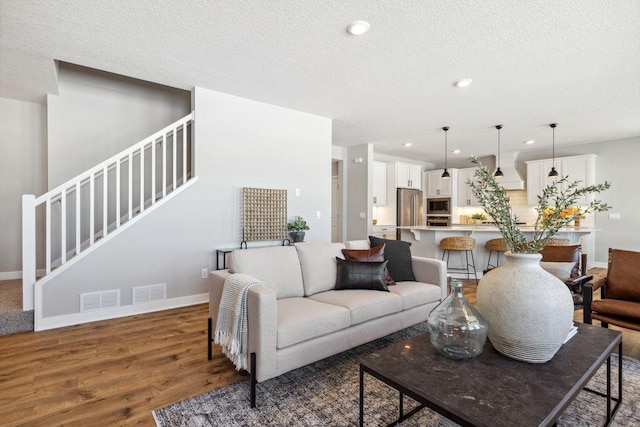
[539,244,592,305]
[583,248,640,331]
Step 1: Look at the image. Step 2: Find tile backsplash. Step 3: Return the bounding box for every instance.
[458,190,593,226]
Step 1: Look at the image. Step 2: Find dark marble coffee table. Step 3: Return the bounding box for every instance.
[359,323,622,427]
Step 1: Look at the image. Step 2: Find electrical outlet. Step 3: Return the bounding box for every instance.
[201,268,208,279]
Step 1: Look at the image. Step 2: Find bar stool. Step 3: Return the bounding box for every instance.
[546,238,570,246]
[440,237,478,284]
[485,238,508,271]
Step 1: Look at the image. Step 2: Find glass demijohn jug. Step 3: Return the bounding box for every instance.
[427,279,488,360]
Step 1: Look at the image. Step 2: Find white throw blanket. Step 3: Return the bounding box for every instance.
[214,274,263,370]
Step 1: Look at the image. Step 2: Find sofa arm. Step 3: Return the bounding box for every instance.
[210,269,232,321]
[588,276,606,293]
[210,270,278,381]
[247,286,278,382]
[411,256,448,301]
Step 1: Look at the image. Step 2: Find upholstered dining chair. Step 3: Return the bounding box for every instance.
[583,248,640,331]
[539,244,591,305]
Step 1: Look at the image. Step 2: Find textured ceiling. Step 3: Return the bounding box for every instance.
[1,0,639,164]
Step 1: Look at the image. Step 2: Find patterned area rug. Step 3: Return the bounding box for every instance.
[153,323,639,427]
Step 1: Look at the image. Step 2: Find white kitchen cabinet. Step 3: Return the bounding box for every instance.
[371,225,397,240]
[562,156,596,206]
[426,169,454,197]
[457,167,480,206]
[526,154,596,206]
[394,163,422,190]
[373,161,387,205]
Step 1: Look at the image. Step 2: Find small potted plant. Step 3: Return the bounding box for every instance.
[287,215,309,242]
[471,212,487,224]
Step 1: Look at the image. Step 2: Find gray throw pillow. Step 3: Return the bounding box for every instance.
[335,257,389,292]
[368,236,416,282]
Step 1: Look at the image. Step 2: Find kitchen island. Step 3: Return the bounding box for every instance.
[398,225,598,277]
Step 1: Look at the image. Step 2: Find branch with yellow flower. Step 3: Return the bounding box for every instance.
[468,157,611,254]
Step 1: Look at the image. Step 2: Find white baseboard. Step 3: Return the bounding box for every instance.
[591,261,608,269]
[35,293,208,331]
[0,269,47,281]
[0,271,21,280]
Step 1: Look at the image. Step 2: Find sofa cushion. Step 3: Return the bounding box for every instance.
[540,244,581,277]
[591,299,640,323]
[389,281,443,310]
[342,243,384,262]
[369,236,416,282]
[342,244,396,286]
[230,246,304,298]
[335,258,389,292]
[540,261,575,281]
[276,297,351,349]
[309,289,403,325]
[296,243,346,296]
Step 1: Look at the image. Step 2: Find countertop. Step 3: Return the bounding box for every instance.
[397,225,598,232]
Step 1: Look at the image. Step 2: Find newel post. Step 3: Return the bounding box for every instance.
[22,194,36,310]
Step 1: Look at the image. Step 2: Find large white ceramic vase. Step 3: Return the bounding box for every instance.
[477,251,574,363]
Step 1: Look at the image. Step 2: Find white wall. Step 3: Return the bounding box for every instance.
[517,137,640,262]
[0,98,47,275]
[41,87,332,317]
[47,63,191,188]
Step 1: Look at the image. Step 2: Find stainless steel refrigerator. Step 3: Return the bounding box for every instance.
[396,188,423,238]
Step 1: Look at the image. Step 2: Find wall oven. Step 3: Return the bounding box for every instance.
[427,198,451,215]
[426,216,451,227]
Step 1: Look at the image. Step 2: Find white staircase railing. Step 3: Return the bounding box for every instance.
[22,112,194,310]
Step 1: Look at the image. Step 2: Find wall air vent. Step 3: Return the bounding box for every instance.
[132,283,167,305]
[80,290,120,312]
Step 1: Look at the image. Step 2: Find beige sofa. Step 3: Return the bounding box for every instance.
[208,240,446,406]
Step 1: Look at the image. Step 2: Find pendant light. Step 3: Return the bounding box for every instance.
[494,125,504,178]
[441,127,450,179]
[548,123,559,178]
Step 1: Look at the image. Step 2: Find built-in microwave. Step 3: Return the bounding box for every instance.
[427,198,451,215]
[426,216,451,227]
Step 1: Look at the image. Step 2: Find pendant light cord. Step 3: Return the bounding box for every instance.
[497,125,502,167]
[444,128,448,168]
[441,127,450,179]
[552,124,555,161]
[548,123,559,178]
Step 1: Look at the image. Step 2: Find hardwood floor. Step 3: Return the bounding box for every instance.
[0,304,246,426]
[1,286,639,426]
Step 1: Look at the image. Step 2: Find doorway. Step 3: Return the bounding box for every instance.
[331,160,343,242]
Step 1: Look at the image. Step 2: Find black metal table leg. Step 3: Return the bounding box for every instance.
[250,352,257,408]
[207,317,212,360]
[360,365,364,427]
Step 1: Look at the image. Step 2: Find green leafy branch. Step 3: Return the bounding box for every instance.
[467,157,611,253]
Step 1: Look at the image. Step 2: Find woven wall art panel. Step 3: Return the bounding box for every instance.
[242,187,287,242]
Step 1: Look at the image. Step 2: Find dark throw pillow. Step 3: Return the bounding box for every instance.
[368,236,416,282]
[341,244,397,286]
[335,257,389,292]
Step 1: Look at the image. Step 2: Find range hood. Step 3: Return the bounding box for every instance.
[496,152,526,190]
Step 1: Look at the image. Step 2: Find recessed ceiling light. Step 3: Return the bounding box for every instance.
[454,78,473,88]
[453,149,461,154]
[403,143,412,147]
[524,140,535,145]
[347,21,370,35]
